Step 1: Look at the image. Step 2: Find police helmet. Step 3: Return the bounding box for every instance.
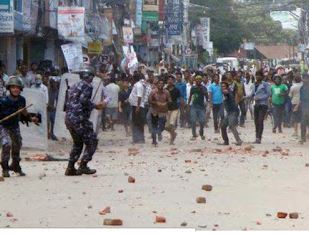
[6,76,24,90]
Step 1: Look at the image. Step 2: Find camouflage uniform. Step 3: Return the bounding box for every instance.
[65,80,98,164]
[0,126,22,166]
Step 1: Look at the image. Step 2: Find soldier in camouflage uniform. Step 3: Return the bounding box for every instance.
[0,76,39,177]
[65,66,105,176]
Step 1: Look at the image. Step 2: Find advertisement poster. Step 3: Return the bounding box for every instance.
[61,43,84,72]
[58,7,85,42]
[0,0,14,33]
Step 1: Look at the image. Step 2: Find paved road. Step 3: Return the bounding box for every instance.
[0,119,308,230]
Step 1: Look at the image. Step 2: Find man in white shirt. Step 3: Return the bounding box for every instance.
[289,73,303,136]
[129,73,146,144]
[19,64,34,88]
[105,78,120,131]
[244,72,255,120]
[31,74,49,105]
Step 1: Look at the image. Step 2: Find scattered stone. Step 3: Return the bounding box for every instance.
[190,149,202,153]
[213,149,222,153]
[185,170,192,174]
[244,145,253,152]
[38,173,46,180]
[128,176,135,183]
[6,212,13,217]
[196,197,206,204]
[202,184,213,192]
[103,219,123,226]
[289,213,299,219]
[273,147,282,152]
[306,163,309,167]
[158,169,162,172]
[155,216,166,223]
[185,160,192,163]
[198,225,207,228]
[92,174,98,178]
[256,221,262,225]
[128,148,139,156]
[99,207,111,215]
[87,205,92,209]
[181,222,187,227]
[277,212,288,219]
[281,152,289,156]
[118,190,124,193]
[266,213,272,217]
[0,177,4,182]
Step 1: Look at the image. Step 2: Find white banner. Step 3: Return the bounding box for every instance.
[61,43,83,72]
[58,7,85,42]
[0,0,14,33]
[200,17,210,50]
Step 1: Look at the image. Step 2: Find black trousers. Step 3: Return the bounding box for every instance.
[254,104,268,140]
[212,104,224,131]
[131,106,145,143]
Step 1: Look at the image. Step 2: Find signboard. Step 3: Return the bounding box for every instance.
[123,26,134,44]
[61,43,84,72]
[166,0,183,36]
[58,7,85,42]
[0,0,14,33]
[143,0,159,12]
[135,0,143,27]
[142,11,159,22]
[244,42,255,51]
[88,41,103,55]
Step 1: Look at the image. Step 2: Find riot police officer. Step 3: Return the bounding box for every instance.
[65,66,105,176]
[0,76,39,177]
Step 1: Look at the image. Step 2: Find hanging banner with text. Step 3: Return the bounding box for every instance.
[166,0,183,36]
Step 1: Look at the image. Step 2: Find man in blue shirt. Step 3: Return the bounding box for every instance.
[208,74,224,133]
[175,71,186,128]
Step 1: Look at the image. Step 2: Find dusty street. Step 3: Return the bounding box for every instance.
[0,119,309,230]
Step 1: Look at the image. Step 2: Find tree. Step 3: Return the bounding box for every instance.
[189,0,244,55]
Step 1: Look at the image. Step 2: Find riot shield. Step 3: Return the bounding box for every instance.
[54,73,103,139]
[20,88,48,150]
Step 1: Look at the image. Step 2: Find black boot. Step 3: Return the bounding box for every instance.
[9,160,26,176]
[1,161,10,177]
[65,161,81,176]
[77,161,96,175]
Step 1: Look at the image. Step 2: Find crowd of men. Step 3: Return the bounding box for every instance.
[96,63,309,147]
[1,60,309,177]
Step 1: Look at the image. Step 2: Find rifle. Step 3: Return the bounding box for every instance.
[0,104,33,124]
[63,78,70,112]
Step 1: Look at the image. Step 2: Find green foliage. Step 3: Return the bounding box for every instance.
[189,0,299,55]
